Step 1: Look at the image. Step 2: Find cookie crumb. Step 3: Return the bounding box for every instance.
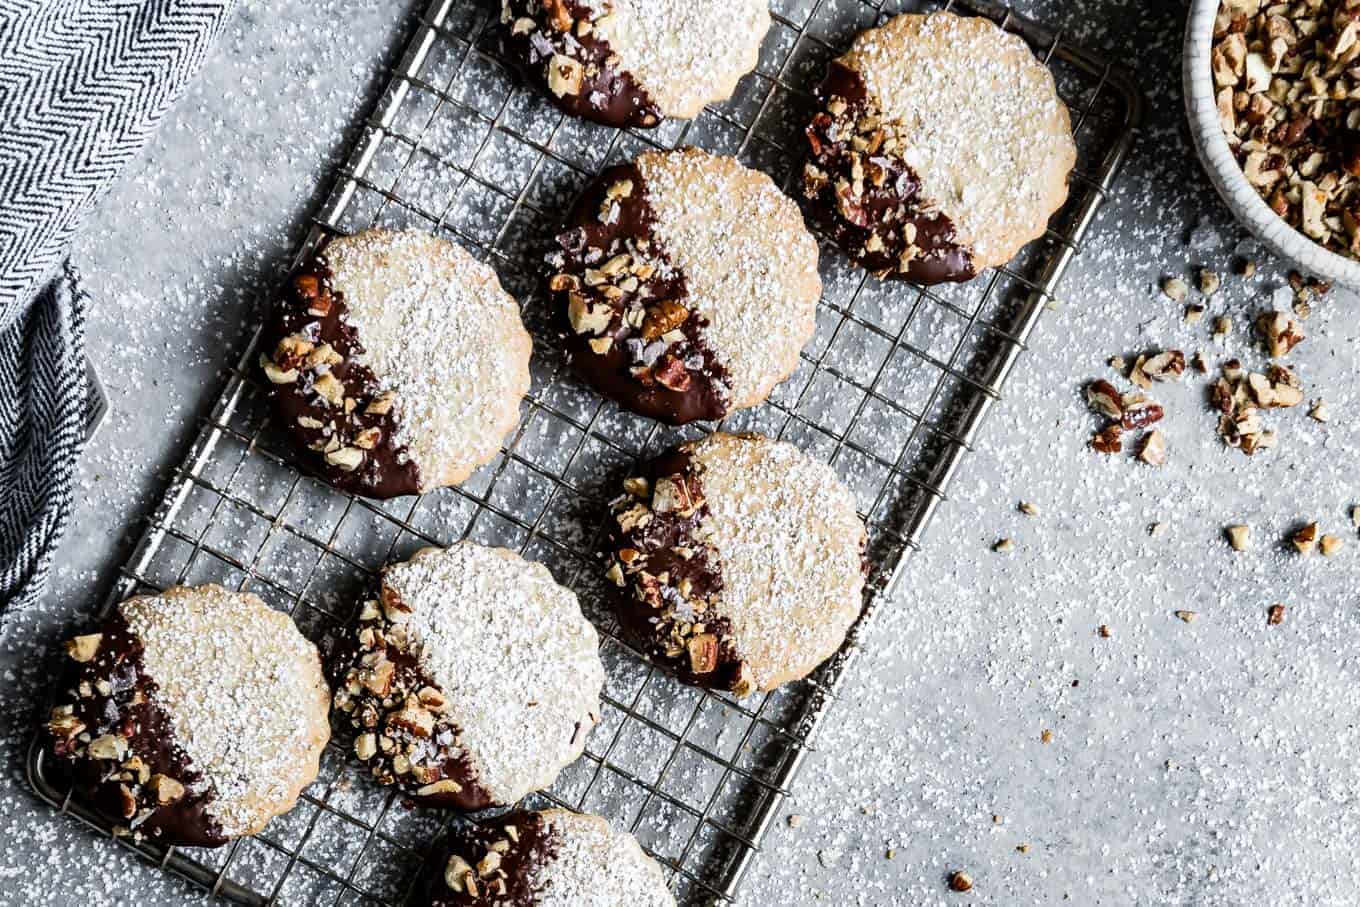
[1175,610,1198,623]
[1137,429,1167,466]
[1098,624,1112,638]
[1309,399,1330,422]
[1225,524,1250,551]
[1149,522,1168,537]
[1320,534,1343,557]
[1016,843,1030,854]
[1212,315,1232,342]
[1198,268,1221,296]
[993,538,1014,553]
[1040,729,1054,744]
[1161,276,1188,303]
[1268,604,1286,625]
[948,871,974,893]
[787,814,804,829]
[1018,501,1039,517]
[1291,522,1318,555]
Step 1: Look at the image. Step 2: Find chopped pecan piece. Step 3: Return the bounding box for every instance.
[641,300,689,341]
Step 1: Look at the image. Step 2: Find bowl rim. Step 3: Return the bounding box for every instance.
[1182,0,1360,287]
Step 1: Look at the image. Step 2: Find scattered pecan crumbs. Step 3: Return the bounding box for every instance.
[1098,624,1112,638]
[1040,729,1054,744]
[1267,603,1286,626]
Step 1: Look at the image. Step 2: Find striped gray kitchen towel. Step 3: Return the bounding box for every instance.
[0,0,236,614]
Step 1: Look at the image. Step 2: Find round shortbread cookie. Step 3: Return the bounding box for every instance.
[422,808,674,906]
[603,432,867,695]
[549,148,821,425]
[331,543,604,810]
[259,228,531,499]
[43,585,330,847]
[802,11,1076,283]
[499,0,770,128]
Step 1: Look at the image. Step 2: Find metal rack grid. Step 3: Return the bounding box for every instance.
[29,0,1141,903]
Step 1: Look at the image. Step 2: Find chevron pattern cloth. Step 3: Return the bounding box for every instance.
[0,0,235,614]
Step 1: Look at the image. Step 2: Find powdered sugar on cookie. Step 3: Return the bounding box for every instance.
[121,586,329,838]
[325,229,530,491]
[382,544,604,804]
[636,149,821,410]
[842,12,1075,265]
[587,0,769,119]
[531,809,674,905]
[688,434,866,692]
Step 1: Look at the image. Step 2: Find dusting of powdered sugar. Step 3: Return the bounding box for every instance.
[844,12,1076,264]
[120,587,328,838]
[689,434,865,691]
[383,545,604,804]
[588,0,769,118]
[636,150,821,408]
[530,809,674,906]
[325,229,530,488]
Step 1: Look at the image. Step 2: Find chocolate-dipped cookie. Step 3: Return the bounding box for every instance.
[499,0,769,128]
[802,11,1077,284]
[258,228,531,499]
[43,586,330,846]
[331,544,604,810]
[549,148,821,425]
[603,432,867,696]
[422,808,674,905]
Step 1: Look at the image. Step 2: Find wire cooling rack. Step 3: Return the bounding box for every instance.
[29,0,1141,903]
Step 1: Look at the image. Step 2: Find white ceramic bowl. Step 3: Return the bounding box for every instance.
[1183,0,1360,287]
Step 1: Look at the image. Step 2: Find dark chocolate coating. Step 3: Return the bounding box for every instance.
[421,811,559,906]
[803,62,976,285]
[551,161,731,426]
[328,589,497,811]
[500,0,661,129]
[603,449,746,693]
[258,249,422,500]
[45,613,226,847]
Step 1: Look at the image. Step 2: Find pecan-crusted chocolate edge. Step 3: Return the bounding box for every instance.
[330,585,495,810]
[45,616,223,847]
[602,447,754,695]
[422,811,558,904]
[548,161,731,426]
[500,0,662,129]
[258,251,422,499]
[803,61,975,284]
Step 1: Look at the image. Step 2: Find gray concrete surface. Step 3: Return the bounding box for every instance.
[4,1,1360,905]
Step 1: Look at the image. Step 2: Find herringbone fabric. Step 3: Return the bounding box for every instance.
[0,0,236,614]
[0,263,85,612]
